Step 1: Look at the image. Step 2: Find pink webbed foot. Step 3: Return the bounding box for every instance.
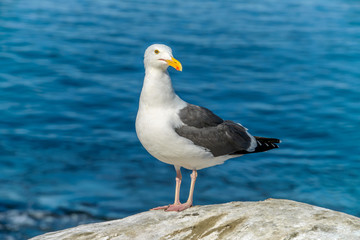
[151,202,192,212]
[150,205,170,210]
[165,202,192,212]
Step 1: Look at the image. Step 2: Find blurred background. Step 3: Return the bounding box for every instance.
[1,0,359,239]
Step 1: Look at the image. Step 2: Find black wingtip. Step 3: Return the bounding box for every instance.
[230,136,280,155]
[253,136,281,153]
[254,136,281,144]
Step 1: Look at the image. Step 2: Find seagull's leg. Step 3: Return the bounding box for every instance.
[166,169,197,212]
[151,166,182,210]
[186,169,197,205]
[173,166,182,205]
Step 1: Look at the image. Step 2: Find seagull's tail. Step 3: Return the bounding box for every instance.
[252,136,281,153]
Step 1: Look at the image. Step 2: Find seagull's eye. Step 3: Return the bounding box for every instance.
[154,50,159,54]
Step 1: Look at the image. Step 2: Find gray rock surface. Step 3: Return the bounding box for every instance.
[30,199,360,240]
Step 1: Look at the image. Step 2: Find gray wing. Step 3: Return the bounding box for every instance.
[178,104,223,128]
[176,104,253,157]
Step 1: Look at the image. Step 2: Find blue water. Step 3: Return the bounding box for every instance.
[1,0,360,239]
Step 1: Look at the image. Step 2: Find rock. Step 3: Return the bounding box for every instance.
[30,199,360,240]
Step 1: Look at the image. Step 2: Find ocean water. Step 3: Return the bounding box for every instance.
[1,0,359,239]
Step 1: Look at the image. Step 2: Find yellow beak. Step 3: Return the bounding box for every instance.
[165,57,182,71]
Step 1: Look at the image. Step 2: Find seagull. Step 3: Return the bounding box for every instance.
[136,44,280,212]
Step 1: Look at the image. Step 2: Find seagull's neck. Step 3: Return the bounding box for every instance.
[140,67,184,108]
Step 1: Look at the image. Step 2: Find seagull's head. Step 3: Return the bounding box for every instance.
[144,44,182,72]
